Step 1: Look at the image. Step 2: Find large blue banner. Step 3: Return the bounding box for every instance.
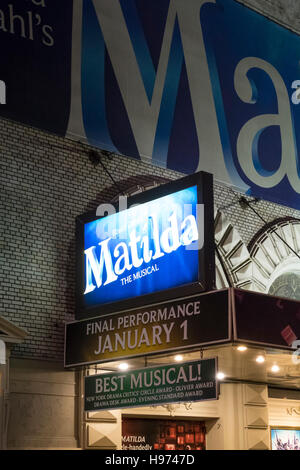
[201,0,300,209]
[67,0,300,210]
[0,0,73,135]
[2,1,300,210]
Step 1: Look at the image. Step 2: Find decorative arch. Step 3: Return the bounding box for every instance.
[249,217,300,300]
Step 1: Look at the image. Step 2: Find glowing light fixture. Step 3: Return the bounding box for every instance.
[118,363,129,371]
[256,355,265,364]
[216,372,225,380]
[174,354,183,362]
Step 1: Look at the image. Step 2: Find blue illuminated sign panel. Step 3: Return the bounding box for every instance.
[84,186,199,306]
[76,172,214,319]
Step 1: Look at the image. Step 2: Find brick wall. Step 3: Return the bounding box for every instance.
[213,185,300,247]
[239,0,300,34]
[0,117,181,360]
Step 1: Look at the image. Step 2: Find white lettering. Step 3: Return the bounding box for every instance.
[235,57,300,193]
[114,242,132,275]
[160,211,180,253]
[84,238,117,294]
[0,80,6,104]
[91,0,226,179]
[84,212,199,293]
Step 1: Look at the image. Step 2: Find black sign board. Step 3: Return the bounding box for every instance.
[233,288,300,349]
[65,289,230,368]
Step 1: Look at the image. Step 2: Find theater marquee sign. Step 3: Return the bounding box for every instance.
[65,287,300,368]
[64,289,230,368]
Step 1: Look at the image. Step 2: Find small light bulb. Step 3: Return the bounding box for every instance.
[237,345,247,352]
[216,372,225,380]
[256,355,265,364]
[174,354,183,362]
[271,364,280,373]
[118,363,129,371]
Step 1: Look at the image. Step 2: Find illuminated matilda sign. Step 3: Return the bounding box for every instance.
[84,195,199,294]
[76,172,215,319]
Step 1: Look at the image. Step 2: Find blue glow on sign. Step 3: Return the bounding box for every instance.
[83,186,200,307]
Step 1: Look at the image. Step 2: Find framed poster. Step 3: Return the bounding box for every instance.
[270,427,300,450]
[122,417,206,451]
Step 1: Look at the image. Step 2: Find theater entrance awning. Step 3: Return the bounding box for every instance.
[65,288,300,373]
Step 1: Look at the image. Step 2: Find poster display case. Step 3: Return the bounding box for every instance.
[122,417,206,451]
[270,427,300,450]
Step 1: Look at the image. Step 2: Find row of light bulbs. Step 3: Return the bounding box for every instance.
[116,345,281,377]
[237,345,280,373]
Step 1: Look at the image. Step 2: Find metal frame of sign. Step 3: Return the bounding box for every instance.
[75,171,215,320]
[64,288,231,368]
[84,357,219,412]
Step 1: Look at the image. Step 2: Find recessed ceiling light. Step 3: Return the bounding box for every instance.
[271,364,280,373]
[118,363,129,371]
[237,346,247,352]
[256,355,265,364]
[216,372,225,380]
[174,354,183,362]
